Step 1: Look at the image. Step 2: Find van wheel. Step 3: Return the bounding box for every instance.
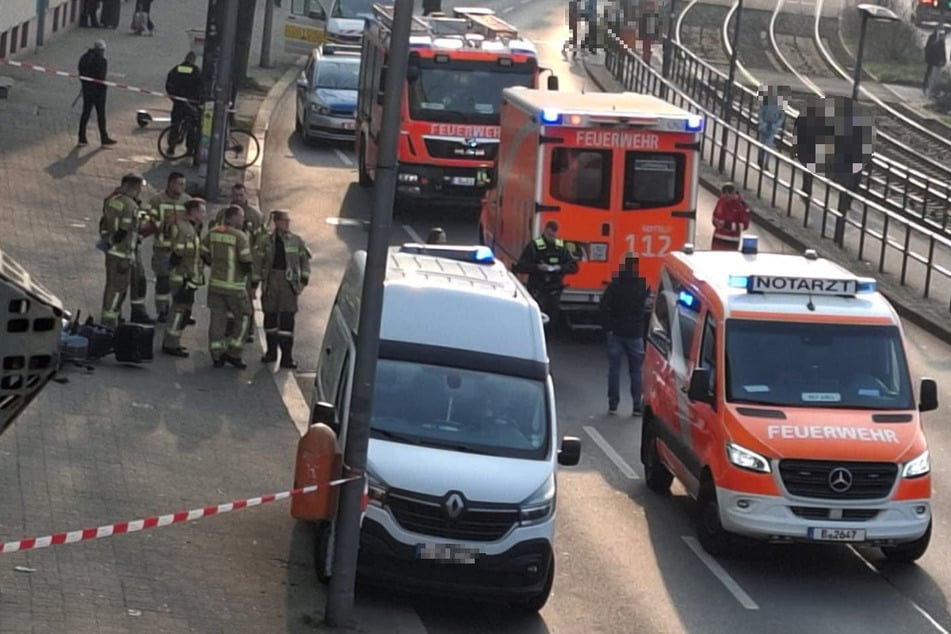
[695,479,735,557]
[641,415,673,494]
[881,520,932,563]
[313,521,333,585]
[511,557,554,613]
[358,137,372,187]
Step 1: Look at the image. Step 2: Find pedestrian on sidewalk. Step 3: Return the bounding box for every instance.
[162,198,206,357]
[793,97,822,200]
[147,172,191,322]
[80,0,102,28]
[756,86,785,171]
[201,205,253,369]
[77,40,116,146]
[98,174,144,328]
[600,254,650,416]
[100,0,121,29]
[923,27,947,98]
[256,211,312,369]
[710,183,750,251]
[132,0,155,35]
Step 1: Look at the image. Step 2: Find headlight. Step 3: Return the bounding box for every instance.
[902,450,931,478]
[519,473,555,525]
[310,103,331,115]
[366,470,388,507]
[726,442,771,473]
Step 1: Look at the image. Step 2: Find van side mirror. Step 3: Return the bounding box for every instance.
[687,368,714,404]
[547,75,559,91]
[407,65,420,83]
[312,401,336,426]
[558,436,581,466]
[296,75,308,90]
[919,378,938,412]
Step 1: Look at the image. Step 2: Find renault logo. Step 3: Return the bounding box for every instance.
[828,467,853,493]
[444,493,465,519]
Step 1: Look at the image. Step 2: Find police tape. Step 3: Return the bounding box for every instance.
[0,58,192,103]
[0,475,363,555]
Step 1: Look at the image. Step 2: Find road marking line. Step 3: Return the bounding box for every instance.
[582,425,639,480]
[682,536,760,610]
[502,5,515,12]
[402,224,424,243]
[334,148,354,166]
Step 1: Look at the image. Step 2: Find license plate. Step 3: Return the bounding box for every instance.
[341,121,355,130]
[450,176,476,186]
[415,542,480,564]
[809,527,865,542]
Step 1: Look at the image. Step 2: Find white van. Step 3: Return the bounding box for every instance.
[311,243,581,611]
[325,0,377,44]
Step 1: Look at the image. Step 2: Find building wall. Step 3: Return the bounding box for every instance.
[0,0,80,60]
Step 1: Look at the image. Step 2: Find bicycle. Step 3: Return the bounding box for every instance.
[157,102,261,170]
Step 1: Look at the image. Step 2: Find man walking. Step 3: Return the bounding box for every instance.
[513,220,579,333]
[99,174,143,328]
[600,255,650,416]
[201,205,253,369]
[161,198,206,357]
[77,40,116,146]
[255,211,312,369]
[924,27,947,98]
[147,172,191,322]
[165,52,204,155]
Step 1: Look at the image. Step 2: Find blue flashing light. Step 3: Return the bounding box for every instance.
[856,278,877,294]
[473,246,495,263]
[540,108,562,124]
[741,236,759,255]
[678,290,696,308]
[686,114,704,132]
[728,275,750,289]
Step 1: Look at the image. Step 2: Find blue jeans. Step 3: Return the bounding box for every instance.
[607,333,645,410]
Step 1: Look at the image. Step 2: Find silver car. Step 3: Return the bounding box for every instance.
[295,44,361,144]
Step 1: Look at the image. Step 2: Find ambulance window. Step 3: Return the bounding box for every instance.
[673,286,700,366]
[647,278,673,357]
[623,153,684,209]
[549,148,611,209]
[699,313,717,393]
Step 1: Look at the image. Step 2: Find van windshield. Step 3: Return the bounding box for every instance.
[369,359,550,459]
[407,64,536,125]
[332,0,375,18]
[725,320,915,410]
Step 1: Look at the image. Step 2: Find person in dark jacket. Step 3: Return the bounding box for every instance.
[99,0,121,28]
[600,255,650,416]
[78,40,116,146]
[164,52,204,154]
[924,27,947,98]
[513,220,579,333]
[793,97,822,199]
[80,0,102,27]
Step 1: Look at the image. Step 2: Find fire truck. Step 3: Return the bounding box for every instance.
[480,88,703,329]
[356,5,558,211]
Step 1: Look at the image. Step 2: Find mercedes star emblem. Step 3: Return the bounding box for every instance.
[445,492,465,519]
[828,467,853,493]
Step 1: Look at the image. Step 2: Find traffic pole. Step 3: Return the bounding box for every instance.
[717,0,743,174]
[260,0,275,69]
[323,0,416,627]
[204,0,239,201]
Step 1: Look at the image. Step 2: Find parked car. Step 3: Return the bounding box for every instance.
[295,44,361,144]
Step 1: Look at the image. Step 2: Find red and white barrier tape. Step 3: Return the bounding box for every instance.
[0,475,362,555]
[0,58,192,103]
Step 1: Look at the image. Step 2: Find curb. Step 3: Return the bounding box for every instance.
[244,55,312,438]
[580,57,951,346]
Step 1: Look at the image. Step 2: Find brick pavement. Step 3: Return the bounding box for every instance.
[0,3,375,633]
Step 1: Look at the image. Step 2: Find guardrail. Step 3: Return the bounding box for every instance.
[603,33,951,312]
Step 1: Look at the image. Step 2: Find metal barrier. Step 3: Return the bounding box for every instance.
[603,33,951,312]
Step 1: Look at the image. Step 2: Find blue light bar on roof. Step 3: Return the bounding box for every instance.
[473,246,495,263]
[686,114,703,132]
[540,109,561,124]
[678,290,697,309]
[728,275,750,289]
[856,278,877,293]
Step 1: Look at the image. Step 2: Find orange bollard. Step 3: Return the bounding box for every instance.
[290,423,343,521]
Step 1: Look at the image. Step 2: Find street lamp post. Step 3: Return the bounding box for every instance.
[851,4,901,102]
[717,0,743,174]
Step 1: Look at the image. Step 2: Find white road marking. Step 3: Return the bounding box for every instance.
[847,546,950,633]
[402,224,424,243]
[334,148,354,166]
[582,425,640,480]
[502,5,515,12]
[682,536,760,610]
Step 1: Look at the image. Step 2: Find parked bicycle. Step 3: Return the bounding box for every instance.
[157,102,260,170]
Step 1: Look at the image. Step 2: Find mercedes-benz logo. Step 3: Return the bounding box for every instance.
[464,138,479,148]
[444,493,465,519]
[828,467,853,493]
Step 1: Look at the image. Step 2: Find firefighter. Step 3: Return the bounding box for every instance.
[217,183,265,343]
[147,171,191,321]
[161,198,206,357]
[255,210,312,369]
[99,173,144,328]
[164,51,204,154]
[513,220,579,331]
[201,205,253,369]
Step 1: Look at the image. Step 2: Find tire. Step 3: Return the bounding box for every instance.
[511,557,554,613]
[358,136,372,187]
[881,520,932,563]
[223,129,261,170]
[314,521,333,585]
[295,109,302,134]
[157,126,189,160]
[641,416,673,494]
[695,479,735,557]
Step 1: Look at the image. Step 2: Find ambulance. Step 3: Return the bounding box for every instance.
[641,238,938,561]
[480,88,703,329]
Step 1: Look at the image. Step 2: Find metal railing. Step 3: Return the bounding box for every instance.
[603,33,951,312]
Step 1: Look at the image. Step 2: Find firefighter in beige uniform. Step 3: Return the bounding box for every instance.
[200,205,253,369]
[147,171,191,321]
[216,183,265,343]
[99,173,144,328]
[255,210,311,368]
[161,198,206,357]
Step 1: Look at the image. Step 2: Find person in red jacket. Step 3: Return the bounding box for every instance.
[710,183,751,251]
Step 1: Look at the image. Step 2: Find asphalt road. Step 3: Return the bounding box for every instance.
[257,1,951,632]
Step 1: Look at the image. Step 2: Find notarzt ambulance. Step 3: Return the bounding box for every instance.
[480,88,702,329]
[641,238,938,561]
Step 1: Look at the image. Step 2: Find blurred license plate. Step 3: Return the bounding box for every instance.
[451,176,476,186]
[415,542,480,564]
[342,121,355,130]
[809,528,865,542]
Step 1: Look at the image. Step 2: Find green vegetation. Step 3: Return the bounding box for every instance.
[864,61,928,86]
[838,0,925,87]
